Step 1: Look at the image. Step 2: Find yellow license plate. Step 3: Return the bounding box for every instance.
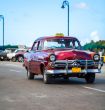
[72,67,81,73]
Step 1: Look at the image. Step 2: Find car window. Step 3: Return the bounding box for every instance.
[15,50,19,53]
[73,40,80,49]
[37,41,43,50]
[32,42,38,51]
[43,38,81,50]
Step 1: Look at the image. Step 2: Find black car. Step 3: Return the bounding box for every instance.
[0,49,15,61]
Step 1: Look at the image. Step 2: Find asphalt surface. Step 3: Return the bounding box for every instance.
[0,61,105,110]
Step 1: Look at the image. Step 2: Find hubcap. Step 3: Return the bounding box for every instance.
[19,57,23,62]
[12,57,16,62]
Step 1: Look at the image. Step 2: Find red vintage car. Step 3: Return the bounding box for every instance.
[23,35,103,84]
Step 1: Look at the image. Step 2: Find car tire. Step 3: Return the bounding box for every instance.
[27,69,34,80]
[11,57,16,62]
[85,73,95,84]
[18,56,24,62]
[0,57,3,61]
[43,68,51,84]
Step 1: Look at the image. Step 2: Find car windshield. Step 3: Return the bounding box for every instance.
[43,38,81,50]
[14,50,22,53]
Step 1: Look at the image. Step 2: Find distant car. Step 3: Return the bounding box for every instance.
[7,48,27,62]
[14,49,28,62]
[23,35,103,84]
[0,49,12,61]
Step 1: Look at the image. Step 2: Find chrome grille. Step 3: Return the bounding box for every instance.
[53,60,95,68]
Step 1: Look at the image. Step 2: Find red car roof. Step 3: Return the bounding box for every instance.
[35,36,78,42]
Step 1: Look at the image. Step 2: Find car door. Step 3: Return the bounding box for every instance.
[35,40,44,74]
[29,41,39,74]
[29,41,43,74]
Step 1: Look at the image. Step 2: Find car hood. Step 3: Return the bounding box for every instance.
[48,49,92,60]
[24,49,94,62]
[7,53,16,58]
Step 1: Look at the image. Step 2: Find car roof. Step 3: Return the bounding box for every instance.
[35,36,78,42]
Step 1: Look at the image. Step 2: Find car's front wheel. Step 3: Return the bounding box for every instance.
[27,69,34,80]
[85,73,95,84]
[43,74,51,84]
[42,68,51,84]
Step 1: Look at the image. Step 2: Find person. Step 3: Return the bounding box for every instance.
[99,48,104,61]
[99,49,102,57]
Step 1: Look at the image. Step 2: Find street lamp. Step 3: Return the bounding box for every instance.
[0,15,4,50]
[61,0,69,36]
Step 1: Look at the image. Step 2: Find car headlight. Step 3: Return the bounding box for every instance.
[93,54,100,61]
[50,54,56,62]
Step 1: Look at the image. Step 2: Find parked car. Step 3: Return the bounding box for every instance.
[0,50,8,61]
[7,48,27,62]
[0,49,14,61]
[14,49,28,62]
[23,35,103,84]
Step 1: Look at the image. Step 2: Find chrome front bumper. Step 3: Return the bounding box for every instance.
[46,69,101,74]
[46,60,103,75]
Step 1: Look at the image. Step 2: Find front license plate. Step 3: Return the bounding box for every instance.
[72,67,81,73]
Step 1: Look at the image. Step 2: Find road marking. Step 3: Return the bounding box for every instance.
[10,69,22,73]
[83,86,105,93]
[30,93,48,98]
[3,96,15,102]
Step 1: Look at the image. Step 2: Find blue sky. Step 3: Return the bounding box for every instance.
[0,0,105,46]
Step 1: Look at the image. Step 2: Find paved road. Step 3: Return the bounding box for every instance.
[0,61,105,110]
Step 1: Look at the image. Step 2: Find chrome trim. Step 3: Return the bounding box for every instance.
[85,59,88,74]
[66,59,68,74]
[52,60,102,68]
[47,60,102,75]
[55,60,94,63]
[46,69,101,74]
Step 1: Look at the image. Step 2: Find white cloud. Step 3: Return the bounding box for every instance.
[75,2,88,9]
[90,31,100,42]
[81,31,100,45]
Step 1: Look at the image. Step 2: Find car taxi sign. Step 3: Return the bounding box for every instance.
[55,33,64,37]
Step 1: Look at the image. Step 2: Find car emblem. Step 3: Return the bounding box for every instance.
[71,61,80,67]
